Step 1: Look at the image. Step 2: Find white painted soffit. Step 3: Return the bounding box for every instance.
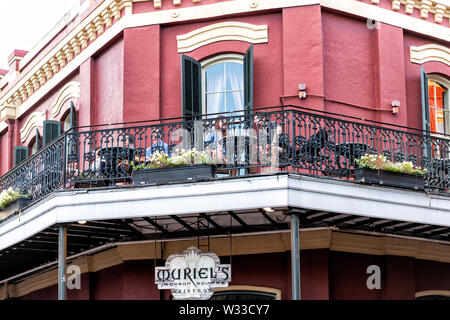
[0,174,450,251]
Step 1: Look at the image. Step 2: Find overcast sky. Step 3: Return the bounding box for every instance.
[0,0,79,70]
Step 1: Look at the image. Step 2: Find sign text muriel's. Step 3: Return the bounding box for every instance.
[155,246,231,300]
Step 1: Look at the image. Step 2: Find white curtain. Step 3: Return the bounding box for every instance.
[206,69,224,115]
[229,67,244,112]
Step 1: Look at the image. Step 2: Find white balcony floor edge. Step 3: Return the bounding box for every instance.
[0,173,449,251]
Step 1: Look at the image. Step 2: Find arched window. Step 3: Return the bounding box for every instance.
[180,46,253,120]
[416,290,450,300]
[30,139,38,155]
[211,285,281,300]
[62,101,77,132]
[427,75,449,136]
[421,68,450,136]
[63,112,71,132]
[29,128,41,155]
[201,54,244,116]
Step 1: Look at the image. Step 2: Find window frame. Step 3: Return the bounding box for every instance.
[416,290,450,300]
[62,111,72,132]
[201,54,244,116]
[29,137,38,155]
[213,285,281,300]
[427,74,450,137]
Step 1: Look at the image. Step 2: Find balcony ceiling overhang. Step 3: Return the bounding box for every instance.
[1,173,450,253]
[0,173,449,281]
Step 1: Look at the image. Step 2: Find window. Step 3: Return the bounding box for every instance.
[30,128,41,155]
[428,78,449,135]
[211,285,281,300]
[181,46,253,120]
[210,290,277,300]
[63,113,71,132]
[202,55,244,116]
[416,295,450,300]
[63,101,77,132]
[416,290,450,300]
[421,68,450,136]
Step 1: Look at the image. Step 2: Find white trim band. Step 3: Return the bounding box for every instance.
[0,174,449,251]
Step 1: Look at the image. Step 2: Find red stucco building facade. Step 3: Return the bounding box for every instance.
[0,0,449,300]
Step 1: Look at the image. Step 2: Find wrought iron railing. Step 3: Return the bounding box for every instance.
[1,106,449,207]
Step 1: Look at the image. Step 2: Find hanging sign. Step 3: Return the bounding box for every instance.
[155,246,231,300]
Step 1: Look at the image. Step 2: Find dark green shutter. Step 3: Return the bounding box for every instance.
[35,128,40,151]
[69,101,77,130]
[243,45,254,127]
[43,120,61,146]
[244,45,254,111]
[181,55,202,120]
[420,66,432,160]
[421,66,430,133]
[14,146,29,167]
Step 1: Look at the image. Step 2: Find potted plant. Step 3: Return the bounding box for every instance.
[132,148,216,185]
[354,154,427,191]
[72,170,105,188]
[0,187,32,220]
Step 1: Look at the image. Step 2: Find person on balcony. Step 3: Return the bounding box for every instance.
[204,116,227,166]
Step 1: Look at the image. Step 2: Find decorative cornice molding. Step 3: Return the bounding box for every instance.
[410,43,450,66]
[177,21,268,53]
[19,111,46,143]
[0,104,15,121]
[386,0,450,23]
[50,81,80,118]
[132,0,203,8]
[0,0,132,122]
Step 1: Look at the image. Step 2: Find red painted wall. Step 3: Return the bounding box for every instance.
[415,259,450,293]
[322,12,376,118]
[123,26,161,122]
[329,251,385,300]
[2,6,450,173]
[17,250,450,300]
[281,5,325,109]
[94,38,124,126]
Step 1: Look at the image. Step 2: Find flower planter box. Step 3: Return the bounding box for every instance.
[0,197,32,220]
[133,164,216,185]
[354,167,424,191]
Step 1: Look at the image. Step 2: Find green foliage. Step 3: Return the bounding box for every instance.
[355,154,427,176]
[0,187,28,209]
[132,148,216,171]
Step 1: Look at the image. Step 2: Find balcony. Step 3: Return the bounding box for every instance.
[1,105,450,288]
[1,105,450,215]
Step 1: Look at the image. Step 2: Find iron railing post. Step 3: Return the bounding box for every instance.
[62,132,68,190]
[290,110,295,169]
